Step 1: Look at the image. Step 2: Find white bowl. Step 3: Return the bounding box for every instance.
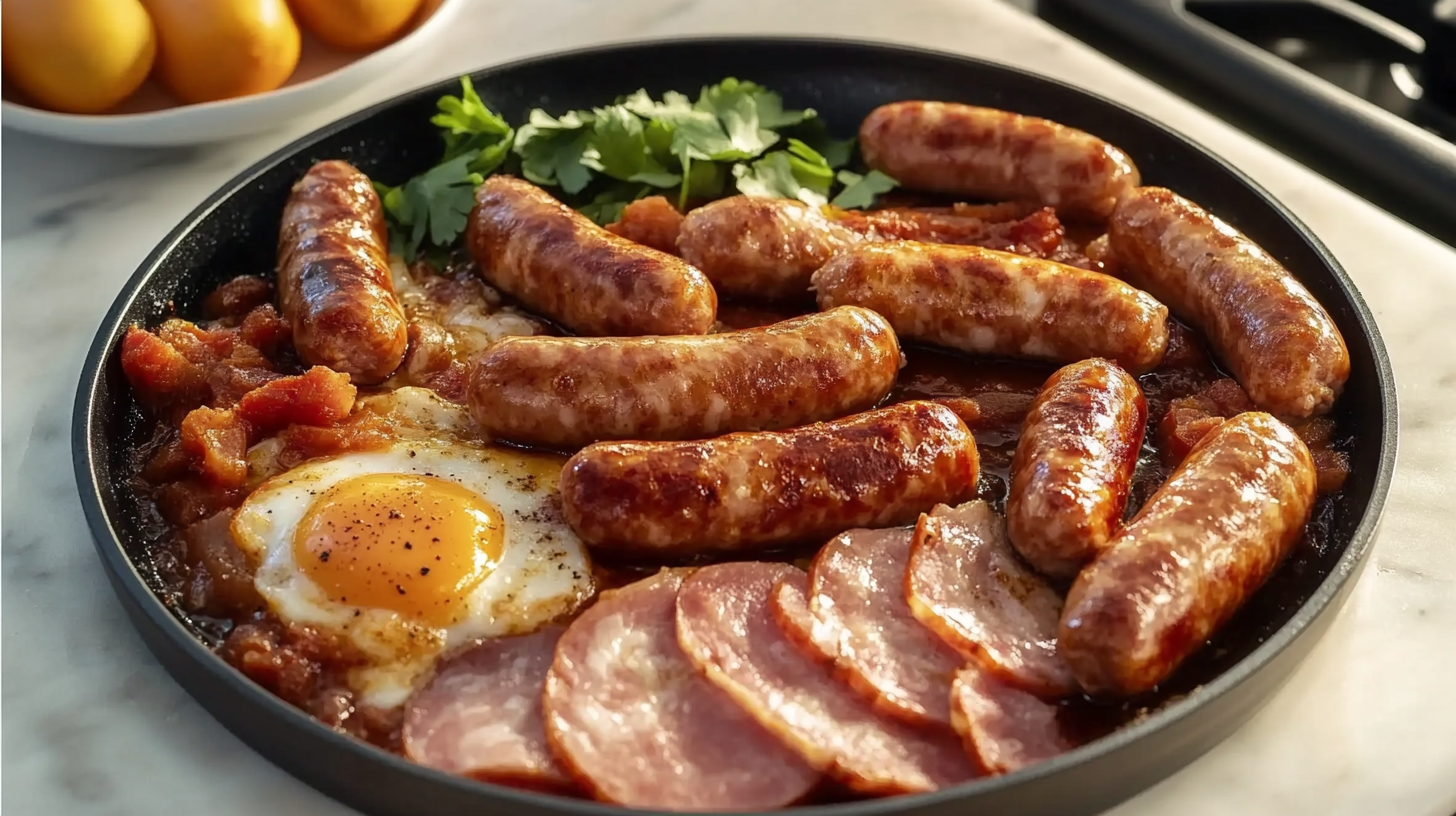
[0,0,462,147]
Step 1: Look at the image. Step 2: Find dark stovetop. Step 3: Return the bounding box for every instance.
[1038,0,1456,246]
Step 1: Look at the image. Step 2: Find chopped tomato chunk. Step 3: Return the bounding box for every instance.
[180,406,249,488]
[235,366,356,434]
[121,326,208,409]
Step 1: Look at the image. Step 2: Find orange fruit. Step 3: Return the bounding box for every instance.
[141,0,301,104]
[1,0,157,114]
[289,0,424,51]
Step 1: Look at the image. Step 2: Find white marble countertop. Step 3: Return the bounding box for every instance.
[3,0,1455,814]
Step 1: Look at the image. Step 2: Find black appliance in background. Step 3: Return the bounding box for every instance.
[1038,0,1456,246]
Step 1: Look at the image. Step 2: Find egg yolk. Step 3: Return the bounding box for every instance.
[293,473,504,626]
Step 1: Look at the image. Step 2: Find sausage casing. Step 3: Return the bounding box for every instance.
[813,241,1169,373]
[278,160,408,384]
[468,306,903,449]
[678,196,1080,302]
[1058,412,1317,696]
[560,401,980,558]
[467,176,717,337]
[678,196,864,301]
[1006,358,1147,580]
[858,101,1141,220]
[1108,187,1350,417]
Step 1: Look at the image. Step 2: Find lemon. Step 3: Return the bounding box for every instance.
[1,0,157,114]
[290,0,424,51]
[142,0,302,105]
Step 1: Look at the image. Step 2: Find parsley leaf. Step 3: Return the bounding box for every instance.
[695,79,781,159]
[685,159,727,199]
[673,152,730,210]
[782,116,855,169]
[623,88,696,120]
[643,118,675,164]
[378,75,866,260]
[515,109,596,194]
[375,151,483,262]
[785,139,834,199]
[629,158,682,187]
[430,76,515,175]
[580,105,683,187]
[832,169,899,209]
[735,152,824,207]
[669,112,740,161]
[733,139,837,207]
[697,78,813,130]
[582,105,645,179]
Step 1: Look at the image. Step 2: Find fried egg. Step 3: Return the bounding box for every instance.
[232,394,594,708]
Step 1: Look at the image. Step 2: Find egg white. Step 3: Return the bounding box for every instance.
[232,436,594,709]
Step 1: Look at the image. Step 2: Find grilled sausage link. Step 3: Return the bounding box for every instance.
[467,176,717,337]
[277,160,408,384]
[1108,187,1350,418]
[677,196,1076,302]
[1058,412,1318,697]
[1006,359,1147,580]
[858,101,1141,221]
[468,306,903,449]
[560,401,980,558]
[813,241,1169,373]
[678,196,864,301]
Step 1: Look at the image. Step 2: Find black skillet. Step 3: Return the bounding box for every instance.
[73,37,1398,816]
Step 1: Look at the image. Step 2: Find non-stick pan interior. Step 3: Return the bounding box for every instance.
[76,38,1396,816]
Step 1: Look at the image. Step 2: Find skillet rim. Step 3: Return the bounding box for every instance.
[71,34,1399,816]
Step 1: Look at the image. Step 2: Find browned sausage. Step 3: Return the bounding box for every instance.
[858,101,1141,221]
[466,176,716,336]
[1006,358,1147,580]
[277,160,408,384]
[813,241,1169,373]
[678,196,864,301]
[1058,412,1317,697]
[560,401,980,558]
[678,196,1075,302]
[467,306,902,449]
[1108,187,1350,417]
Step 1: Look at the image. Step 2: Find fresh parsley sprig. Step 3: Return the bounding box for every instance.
[833,169,900,209]
[433,76,515,175]
[375,77,512,262]
[376,153,482,264]
[513,78,884,217]
[375,76,899,259]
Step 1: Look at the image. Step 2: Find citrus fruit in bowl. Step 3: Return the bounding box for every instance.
[0,0,457,146]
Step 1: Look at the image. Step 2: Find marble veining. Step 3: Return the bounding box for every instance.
[3,0,1454,814]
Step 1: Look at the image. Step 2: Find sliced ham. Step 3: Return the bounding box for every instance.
[402,626,573,791]
[951,664,1074,775]
[800,527,964,728]
[677,561,979,795]
[906,501,1077,696]
[543,568,818,811]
